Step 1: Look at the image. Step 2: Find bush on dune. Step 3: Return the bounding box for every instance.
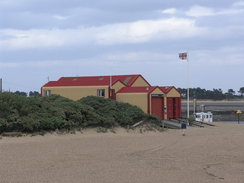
[79,96,148,127]
[0,93,98,133]
[0,93,155,133]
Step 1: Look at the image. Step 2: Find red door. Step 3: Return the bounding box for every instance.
[109,89,116,100]
[151,97,164,119]
[167,97,182,119]
[167,98,174,119]
[174,97,181,118]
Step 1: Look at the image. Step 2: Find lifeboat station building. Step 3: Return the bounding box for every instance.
[41,75,181,120]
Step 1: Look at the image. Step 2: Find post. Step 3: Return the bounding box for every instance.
[187,53,190,119]
[179,52,190,120]
[0,78,2,93]
[238,114,240,124]
[162,120,165,129]
[193,99,196,114]
[109,74,112,97]
[236,110,242,124]
[110,74,112,89]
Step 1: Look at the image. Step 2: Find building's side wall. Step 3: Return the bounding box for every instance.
[166,88,181,97]
[131,76,150,87]
[116,93,148,113]
[42,86,109,100]
[112,81,125,93]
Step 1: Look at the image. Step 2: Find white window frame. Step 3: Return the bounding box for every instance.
[44,90,51,96]
[97,89,105,97]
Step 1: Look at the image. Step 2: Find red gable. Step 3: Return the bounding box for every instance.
[160,86,180,94]
[43,74,149,87]
[159,86,173,94]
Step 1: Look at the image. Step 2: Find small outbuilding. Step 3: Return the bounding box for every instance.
[160,87,182,119]
[117,86,166,119]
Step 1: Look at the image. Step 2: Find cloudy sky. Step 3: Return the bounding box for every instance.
[0,0,243,93]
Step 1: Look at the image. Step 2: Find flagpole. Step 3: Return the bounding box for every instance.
[187,52,190,119]
[109,74,112,97]
[179,52,190,120]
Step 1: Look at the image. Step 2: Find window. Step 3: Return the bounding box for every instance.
[44,90,51,96]
[97,89,105,97]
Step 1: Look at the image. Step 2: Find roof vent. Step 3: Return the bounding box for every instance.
[146,87,149,91]
[98,77,104,80]
[72,78,78,81]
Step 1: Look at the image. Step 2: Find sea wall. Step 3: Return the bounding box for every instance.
[181,100,244,121]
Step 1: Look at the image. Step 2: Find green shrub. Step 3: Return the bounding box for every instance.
[0,93,98,133]
[79,96,147,127]
[39,131,46,136]
[96,127,108,133]
[0,93,156,134]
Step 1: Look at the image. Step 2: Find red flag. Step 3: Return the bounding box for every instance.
[179,52,187,60]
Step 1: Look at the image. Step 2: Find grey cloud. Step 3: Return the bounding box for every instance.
[0,0,239,29]
[0,0,243,92]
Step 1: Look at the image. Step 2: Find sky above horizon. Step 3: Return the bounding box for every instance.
[0,0,243,94]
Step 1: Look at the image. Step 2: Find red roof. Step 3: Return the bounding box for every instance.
[117,86,158,93]
[159,86,173,94]
[43,74,149,87]
[117,86,181,94]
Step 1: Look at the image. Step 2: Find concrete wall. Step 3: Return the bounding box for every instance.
[116,93,148,113]
[42,86,109,100]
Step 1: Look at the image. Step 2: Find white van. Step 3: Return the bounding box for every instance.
[195,112,213,122]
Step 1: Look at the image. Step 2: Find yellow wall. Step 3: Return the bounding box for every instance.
[166,88,181,97]
[151,88,164,95]
[131,76,150,87]
[112,81,125,93]
[116,93,148,113]
[42,86,109,100]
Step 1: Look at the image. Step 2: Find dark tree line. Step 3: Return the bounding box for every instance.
[13,91,40,97]
[178,87,244,100]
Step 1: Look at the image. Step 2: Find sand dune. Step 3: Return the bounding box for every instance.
[1,124,244,183]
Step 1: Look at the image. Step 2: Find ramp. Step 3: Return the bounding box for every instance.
[161,120,182,129]
[191,121,205,128]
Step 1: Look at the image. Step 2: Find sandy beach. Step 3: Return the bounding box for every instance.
[0,123,244,183]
